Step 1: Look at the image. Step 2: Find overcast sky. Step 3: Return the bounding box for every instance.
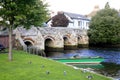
[45,0,120,15]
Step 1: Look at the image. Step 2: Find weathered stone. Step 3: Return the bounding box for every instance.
[14,27,89,52]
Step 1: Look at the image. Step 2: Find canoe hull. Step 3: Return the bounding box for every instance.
[53,58,104,64]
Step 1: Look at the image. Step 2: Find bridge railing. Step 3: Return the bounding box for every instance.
[27,46,46,57]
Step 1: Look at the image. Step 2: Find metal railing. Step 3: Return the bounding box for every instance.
[26,46,46,57]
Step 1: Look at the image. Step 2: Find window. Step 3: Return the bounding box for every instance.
[78,21,82,26]
[86,22,89,27]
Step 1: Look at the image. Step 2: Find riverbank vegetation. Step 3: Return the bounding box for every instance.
[88,2,120,47]
[0,50,112,80]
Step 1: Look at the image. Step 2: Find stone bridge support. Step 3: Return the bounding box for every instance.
[63,31,78,49]
[78,35,89,47]
[74,29,89,48]
[44,33,64,52]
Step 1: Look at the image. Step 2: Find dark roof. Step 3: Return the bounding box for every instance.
[64,12,90,21]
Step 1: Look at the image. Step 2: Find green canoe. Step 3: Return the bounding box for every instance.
[53,57,104,64]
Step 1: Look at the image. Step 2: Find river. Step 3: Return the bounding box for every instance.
[46,47,120,79]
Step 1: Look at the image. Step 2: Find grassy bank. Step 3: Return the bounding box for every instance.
[0,50,112,80]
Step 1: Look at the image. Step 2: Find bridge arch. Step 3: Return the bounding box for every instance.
[63,36,69,45]
[24,39,37,54]
[63,35,70,49]
[44,36,55,53]
[44,36,55,41]
[77,35,82,41]
[24,38,34,47]
[45,38,54,48]
[24,40,33,47]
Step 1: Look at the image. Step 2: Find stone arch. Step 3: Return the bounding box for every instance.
[44,36,55,53]
[24,38,34,47]
[63,36,69,45]
[77,35,83,42]
[45,38,54,48]
[76,35,83,48]
[44,36,55,41]
[44,35,64,53]
[24,38,36,54]
[63,35,70,49]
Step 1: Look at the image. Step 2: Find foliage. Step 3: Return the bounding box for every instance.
[88,3,120,45]
[51,12,69,27]
[0,0,48,61]
[105,2,110,9]
[0,50,112,80]
[0,0,48,28]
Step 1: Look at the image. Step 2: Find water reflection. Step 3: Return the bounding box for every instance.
[47,48,120,79]
[46,52,64,58]
[96,63,120,79]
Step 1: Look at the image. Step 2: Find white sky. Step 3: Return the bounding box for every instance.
[45,0,120,15]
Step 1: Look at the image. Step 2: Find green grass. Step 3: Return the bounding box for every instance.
[0,50,112,80]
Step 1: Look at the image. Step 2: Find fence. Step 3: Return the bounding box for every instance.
[27,46,46,57]
[0,35,15,48]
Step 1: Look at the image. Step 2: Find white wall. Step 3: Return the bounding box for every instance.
[67,19,89,29]
[47,20,52,27]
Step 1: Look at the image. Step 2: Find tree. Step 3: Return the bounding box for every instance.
[0,0,48,61]
[51,12,69,27]
[105,2,110,9]
[88,2,120,46]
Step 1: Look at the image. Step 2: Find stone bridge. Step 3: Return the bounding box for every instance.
[14,27,89,52]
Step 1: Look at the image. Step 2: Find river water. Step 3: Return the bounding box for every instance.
[46,47,120,79]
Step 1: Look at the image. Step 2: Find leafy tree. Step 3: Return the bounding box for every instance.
[105,2,110,9]
[88,2,120,45]
[51,12,69,27]
[0,0,48,61]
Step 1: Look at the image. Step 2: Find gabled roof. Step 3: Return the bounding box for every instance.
[63,12,90,21]
[46,11,90,24]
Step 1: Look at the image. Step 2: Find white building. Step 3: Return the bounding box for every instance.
[47,11,90,29]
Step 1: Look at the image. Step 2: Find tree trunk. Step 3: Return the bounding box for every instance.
[8,25,12,61]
